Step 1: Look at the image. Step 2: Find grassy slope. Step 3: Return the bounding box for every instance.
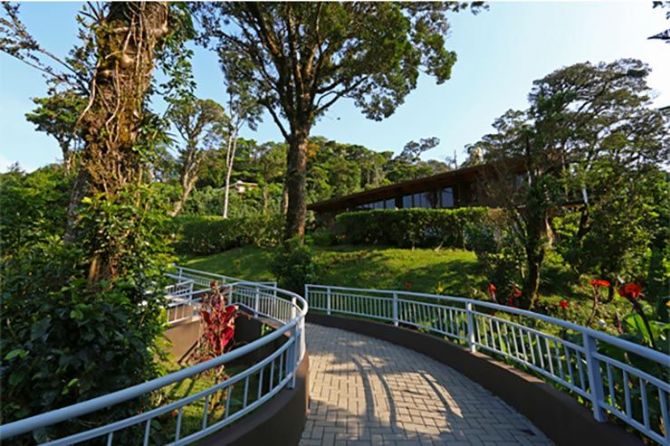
[182,245,635,328]
[182,245,485,297]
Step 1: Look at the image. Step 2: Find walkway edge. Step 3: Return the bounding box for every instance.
[307,313,641,446]
[199,353,309,446]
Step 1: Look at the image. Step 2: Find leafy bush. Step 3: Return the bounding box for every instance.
[309,227,337,246]
[173,214,283,255]
[0,165,71,261]
[270,238,316,294]
[335,208,491,249]
[1,181,173,438]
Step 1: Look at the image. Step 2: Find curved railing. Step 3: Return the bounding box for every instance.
[0,278,307,445]
[305,284,670,445]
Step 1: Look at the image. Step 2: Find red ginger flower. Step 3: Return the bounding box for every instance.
[590,279,610,288]
[619,283,642,300]
[559,299,569,309]
[487,283,497,297]
[512,287,522,298]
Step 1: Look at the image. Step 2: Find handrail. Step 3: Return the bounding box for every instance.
[0,277,307,444]
[305,283,670,445]
[308,284,668,365]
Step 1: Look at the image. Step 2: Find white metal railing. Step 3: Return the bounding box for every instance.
[305,284,670,445]
[169,265,277,290]
[0,279,307,445]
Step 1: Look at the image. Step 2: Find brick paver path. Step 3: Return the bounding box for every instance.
[300,324,553,446]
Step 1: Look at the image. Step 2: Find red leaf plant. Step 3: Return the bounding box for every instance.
[559,299,569,310]
[585,278,611,327]
[617,282,656,349]
[487,283,497,300]
[199,282,238,359]
[506,286,522,307]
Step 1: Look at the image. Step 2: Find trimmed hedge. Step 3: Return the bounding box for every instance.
[335,208,491,249]
[173,214,283,255]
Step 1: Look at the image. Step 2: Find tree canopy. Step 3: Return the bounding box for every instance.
[194,2,484,238]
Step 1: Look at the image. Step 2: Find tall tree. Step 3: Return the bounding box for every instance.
[218,52,262,218]
[2,2,95,171]
[25,92,87,171]
[196,2,484,239]
[650,1,670,43]
[75,2,172,282]
[166,97,226,216]
[477,59,669,308]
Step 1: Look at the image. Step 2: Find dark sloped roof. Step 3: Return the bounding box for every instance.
[308,161,522,213]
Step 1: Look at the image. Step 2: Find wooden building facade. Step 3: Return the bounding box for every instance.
[308,161,526,221]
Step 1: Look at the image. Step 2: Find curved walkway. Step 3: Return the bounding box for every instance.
[300,324,553,446]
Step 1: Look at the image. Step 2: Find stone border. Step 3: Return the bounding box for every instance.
[307,313,641,446]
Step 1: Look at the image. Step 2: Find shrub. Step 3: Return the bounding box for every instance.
[270,238,316,295]
[310,227,337,246]
[173,214,284,255]
[334,207,491,249]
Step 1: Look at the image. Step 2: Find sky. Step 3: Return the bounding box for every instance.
[1,1,668,172]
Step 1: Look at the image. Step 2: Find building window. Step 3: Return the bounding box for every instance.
[384,198,395,209]
[440,187,454,208]
[402,195,412,208]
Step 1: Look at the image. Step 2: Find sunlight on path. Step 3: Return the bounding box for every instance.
[300,324,553,446]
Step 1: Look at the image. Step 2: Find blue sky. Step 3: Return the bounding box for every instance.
[1,1,668,172]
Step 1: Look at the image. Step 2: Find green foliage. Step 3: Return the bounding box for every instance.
[464,210,526,302]
[473,59,669,306]
[1,177,174,430]
[0,240,168,431]
[173,214,283,255]
[335,208,490,249]
[0,165,71,261]
[270,238,316,294]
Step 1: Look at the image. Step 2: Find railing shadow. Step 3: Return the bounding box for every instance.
[302,323,550,444]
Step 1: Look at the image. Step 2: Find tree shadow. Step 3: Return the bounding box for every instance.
[301,324,551,445]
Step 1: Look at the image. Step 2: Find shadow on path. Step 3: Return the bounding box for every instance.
[300,323,552,445]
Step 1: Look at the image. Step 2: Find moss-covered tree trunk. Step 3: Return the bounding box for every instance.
[74,2,169,282]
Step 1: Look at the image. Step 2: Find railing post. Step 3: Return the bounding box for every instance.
[392,292,399,327]
[291,297,297,321]
[466,302,476,353]
[254,286,260,317]
[326,287,332,315]
[288,322,298,389]
[583,333,606,422]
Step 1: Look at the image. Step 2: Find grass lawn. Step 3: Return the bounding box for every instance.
[182,245,485,297]
[181,244,637,331]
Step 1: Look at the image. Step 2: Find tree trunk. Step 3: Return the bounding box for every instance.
[171,148,200,217]
[280,182,289,216]
[222,134,237,219]
[63,168,89,243]
[76,2,169,283]
[284,128,309,239]
[171,172,197,217]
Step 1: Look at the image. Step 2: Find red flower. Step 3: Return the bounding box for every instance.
[506,297,516,307]
[403,281,413,290]
[618,283,642,300]
[487,283,497,297]
[559,299,569,309]
[512,287,522,299]
[590,279,610,288]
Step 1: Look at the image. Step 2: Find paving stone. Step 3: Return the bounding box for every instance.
[300,324,553,445]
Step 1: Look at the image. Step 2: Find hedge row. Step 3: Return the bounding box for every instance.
[172,214,283,255]
[334,208,491,249]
